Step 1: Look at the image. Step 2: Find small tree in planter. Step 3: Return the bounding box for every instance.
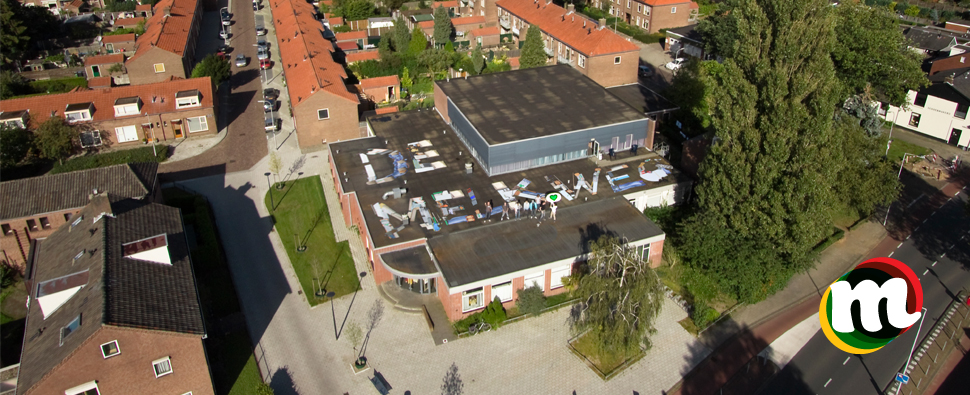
[345,321,365,367]
[268,151,284,189]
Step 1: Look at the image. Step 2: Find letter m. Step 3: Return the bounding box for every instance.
[830,278,921,333]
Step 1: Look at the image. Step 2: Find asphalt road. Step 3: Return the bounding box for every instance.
[760,189,970,395]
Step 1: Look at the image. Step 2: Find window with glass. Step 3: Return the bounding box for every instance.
[115,125,139,142]
[153,356,173,377]
[914,93,928,107]
[909,113,921,127]
[614,56,621,64]
[154,63,165,73]
[550,265,571,289]
[101,340,120,358]
[492,282,513,302]
[186,116,208,133]
[462,288,485,312]
[60,314,82,346]
[524,272,544,290]
[671,6,677,13]
[956,103,969,119]
[636,243,651,262]
[318,109,330,120]
[65,110,91,122]
[65,381,100,395]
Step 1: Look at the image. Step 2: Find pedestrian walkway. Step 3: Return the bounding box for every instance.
[164,131,226,162]
[889,125,968,161]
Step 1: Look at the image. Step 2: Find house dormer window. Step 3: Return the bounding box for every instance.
[64,103,93,123]
[114,97,142,117]
[175,90,201,108]
[0,110,28,128]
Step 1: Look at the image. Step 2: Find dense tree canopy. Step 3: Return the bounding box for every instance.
[332,0,376,21]
[35,117,76,165]
[408,27,429,55]
[471,45,484,75]
[519,25,547,69]
[0,125,34,170]
[191,54,231,86]
[392,17,411,53]
[433,6,453,47]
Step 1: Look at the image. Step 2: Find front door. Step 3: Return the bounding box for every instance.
[172,120,184,138]
[106,43,114,53]
[91,65,100,77]
[950,128,963,146]
[142,124,153,142]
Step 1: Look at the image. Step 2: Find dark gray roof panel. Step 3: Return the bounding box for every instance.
[380,246,438,275]
[435,65,646,145]
[607,84,680,115]
[428,198,664,287]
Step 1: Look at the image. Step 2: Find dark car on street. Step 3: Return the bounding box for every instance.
[263,88,279,101]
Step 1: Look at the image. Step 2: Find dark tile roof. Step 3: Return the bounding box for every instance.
[380,246,438,275]
[428,198,664,287]
[435,65,646,145]
[903,26,959,51]
[607,84,680,115]
[17,195,204,393]
[330,110,689,250]
[665,24,702,43]
[0,163,157,220]
[927,67,970,103]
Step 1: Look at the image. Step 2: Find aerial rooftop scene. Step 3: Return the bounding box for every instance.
[0,0,969,394]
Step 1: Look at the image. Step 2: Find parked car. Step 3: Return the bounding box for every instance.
[638,65,653,78]
[253,1,258,10]
[665,58,686,71]
[219,30,229,40]
[264,115,279,132]
[234,54,247,67]
[216,44,231,58]
[257,47,269,60]
[257,38,269,51]
[263,88,279,102]
[260,58,271,69]
[262,99,275,112]
[256,27,267,36]
[220,8,231,25]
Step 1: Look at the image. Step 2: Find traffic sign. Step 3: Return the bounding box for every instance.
[895,373,909,384]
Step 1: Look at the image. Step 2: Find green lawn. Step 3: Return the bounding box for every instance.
[265,177,358,305]
[52,145,169,174]
[162,188,263,395]
[887,138,931,164]
[570,333,643,377]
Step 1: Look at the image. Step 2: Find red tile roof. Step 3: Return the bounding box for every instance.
[127,0,200,63]
[136,3,153,11]
[329,16,344,26]
[509,57,520,67]
[335,30,367,41]
[375,106,398,114]
[451,16,486,27]
[433,1,458,7]
[114,17,145,26]
[84,54,125,66]
[359,75,400,89]
[688,1,699,9]
[101,33,136,44]
[270,0,359,105]
[336,41,359,51]
[418,20,434,29]
[0,77,214,129]
[467,26,501,37]
[345,50,380,63]
[496,0,639,56]
[66,0,83,9]
[643,0,695,5]
[87,77,112,88]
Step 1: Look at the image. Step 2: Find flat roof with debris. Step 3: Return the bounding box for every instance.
[329,109,687,250]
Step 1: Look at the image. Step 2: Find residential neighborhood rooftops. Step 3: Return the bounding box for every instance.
[100,33,137,44]
[0,163,157,220]
[467,26,501,37]
[0,77,214,129]
[665,24,701,42]
[127,0,199,63]
[496,0,639,56]
[435,65,645,145]
[84,53,125,66]
[450,16,486,26]
[902,26,960,52]
[17,195,204,393]
[429,197,663,287]
[271,0,359,105]
[113,17,145,26]
[329,109,686,249]
[928,67,970,101]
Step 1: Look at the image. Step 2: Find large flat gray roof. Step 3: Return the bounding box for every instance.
[435,65,646,145]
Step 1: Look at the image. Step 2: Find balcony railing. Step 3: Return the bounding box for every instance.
[511,26,519,36]
[499,17,511,30]
[557,55,574,65]
[544,46,554,57]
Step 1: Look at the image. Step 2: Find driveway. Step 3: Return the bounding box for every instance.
[159,1,269,181]
[638,41,675,92]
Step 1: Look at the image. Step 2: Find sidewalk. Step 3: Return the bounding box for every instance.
[889,125,969,161]
[668,175,970,395]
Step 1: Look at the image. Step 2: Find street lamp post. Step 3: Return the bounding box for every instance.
[884,152,921,226]
[886,108,902,157]
[265,172,274,211]
[895,307,928,395]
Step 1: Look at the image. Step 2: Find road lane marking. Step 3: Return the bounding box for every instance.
[923,218,929,223]
[825,378,832,387]
[923,269,929,275]
[932,261,938,266]
[843,356,850,365]
[908,193,925,207]
[889,251,895,257]
[942,253,947,258]
[949,244,955,250]
[915,226,921,232]
[898,242,904,248]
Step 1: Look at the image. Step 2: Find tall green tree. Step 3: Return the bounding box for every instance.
[339,0,375,21]
[0,125,34,169]
[433,6,453,47]
[391,17,411,53]
[191,54,231,86]
[679,0,843,303]
[571,236,664,355]
[0,0,28,64]
[35,117,76,165]
[1,70,30,99]
[401,66,413,92]
[519,25,547,69]
[378,35,393,61]
[831,1,927,106]
[471,45,484,75]
[408,27,428,55]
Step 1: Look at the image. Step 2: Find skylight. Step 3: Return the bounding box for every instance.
[122,234,171,265]
[36,270,89,319]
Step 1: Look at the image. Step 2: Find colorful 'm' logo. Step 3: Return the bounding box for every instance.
[819,257,923,354]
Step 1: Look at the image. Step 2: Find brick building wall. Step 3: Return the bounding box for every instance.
[25,326,213,395]
[604,0,695,33]
[83,107,217,146]
[127,48,189,85]
[293,92,361,150]
[1,209,80,269]
[433,83,450,124]
[584,50,639,87]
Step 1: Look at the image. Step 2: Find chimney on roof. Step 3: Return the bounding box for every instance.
[567,4,574,14]
[598,18,606,30]
[946,74,955,84]
[545,0,551,5]
[164,6,171,17]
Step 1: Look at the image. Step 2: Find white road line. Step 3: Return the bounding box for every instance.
[949,244,955,250]
[906,234,911,240]
[932,261,938,266]
[923,269,929,275]
[942,253,947,258]
[889,251,895,257]
[843,356,851,365]
[915,226,921,232]
[908,193,926,208]
[923,218,929,223]
[825,378,833,387]
[898,242,904,248]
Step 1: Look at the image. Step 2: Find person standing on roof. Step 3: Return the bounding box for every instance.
[538,200,547,221]
[501,202,510,220]
[550,203,558,221]
[513,200,521,219]
[484,200,492,221]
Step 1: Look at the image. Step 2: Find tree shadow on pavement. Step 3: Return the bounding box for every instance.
[225,87,258,126]
[907,167,970,271]
[271,366,301,395]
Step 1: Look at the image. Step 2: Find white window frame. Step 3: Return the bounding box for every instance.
[65,110,92,123]
[79,130,103,148]
[186,116,208,133]
[524,271,544,291]
[637,4,642,12]
[175,96,200,109]
[100,340,121,358]
[491,281,513,302]
[153,63,165,73]
[60,314,82,346]
[642,20,648,29]
[152,356,173,378]
[115,125,139,142]
[318,108,330,120]
[637,243,651,262]
[671,6,676,13]
[461,287,485,312]
[614,56,621,64]
[113,104,140,117]
[578,55,586,68]
[64,381,100,395]
[550,265,571,289]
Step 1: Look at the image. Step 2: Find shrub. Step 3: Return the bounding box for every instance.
[254,382,274,395]
[690,300,719,328]
[51,145,169,174]
[516,285,546,317]
[481,297,507,325]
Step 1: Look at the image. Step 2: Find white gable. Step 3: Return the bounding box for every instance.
[37,285,84,319]
[127,245,172,265]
